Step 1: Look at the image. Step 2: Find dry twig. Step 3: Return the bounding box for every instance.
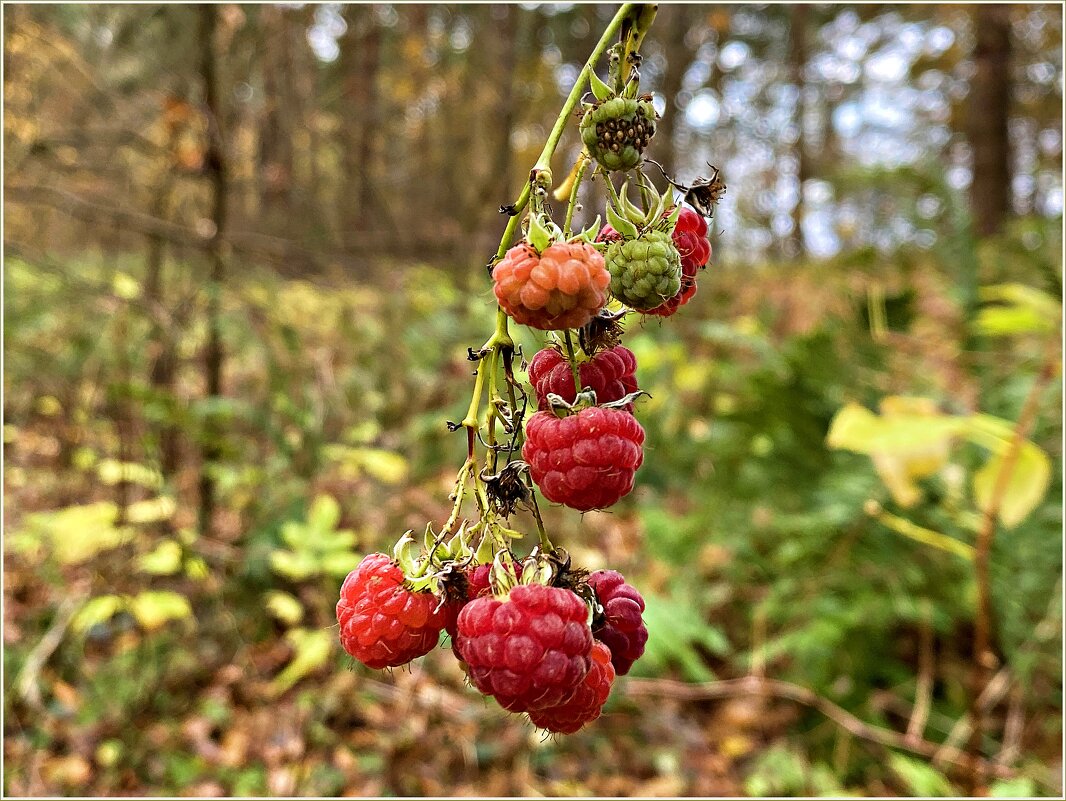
[624,675,1015,780]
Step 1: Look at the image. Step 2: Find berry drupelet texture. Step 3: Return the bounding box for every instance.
[455,584,594,712]
[527,345,638,411]
[493,241,610,331]
[523,406,645,511]
[336,553,448,670]
[588,569,648,675]
[528,640,616,734]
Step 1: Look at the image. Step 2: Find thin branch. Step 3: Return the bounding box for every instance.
[15,589,90,709]
[967,332,1060,792]
[906,600,935,745]
[624,675,1015,780]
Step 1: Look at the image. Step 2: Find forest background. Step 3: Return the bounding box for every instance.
[3,3,1063,797]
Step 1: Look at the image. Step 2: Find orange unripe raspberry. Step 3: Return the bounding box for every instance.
[492,241,610,331]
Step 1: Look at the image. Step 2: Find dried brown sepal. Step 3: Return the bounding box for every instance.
[579,308,628,355]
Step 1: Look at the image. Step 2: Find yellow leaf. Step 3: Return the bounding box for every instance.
[973,442,1051,529]
[35,396,62,416]
[136,541,182,575]
[96,460,163,489]
[272,628,332,694]
[23,502,131,564]
[112,272,141,300]
[129,591,193,631]
[73,595,125,633]
[126,496,176,524]
[265,591,304,626]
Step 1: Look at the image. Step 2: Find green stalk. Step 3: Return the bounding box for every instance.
[563,329,582,395]
[460,3,647,542]
[563,152,592,237]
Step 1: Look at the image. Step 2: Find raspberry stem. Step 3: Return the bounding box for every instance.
[601,169,624,211]
[563,151,591,238]
[442,458,474,536]
[563,330,582,396]
[458,3,649,553]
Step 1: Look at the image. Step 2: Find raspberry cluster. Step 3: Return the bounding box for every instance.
[333,16,723,737]
[338,553,648,734]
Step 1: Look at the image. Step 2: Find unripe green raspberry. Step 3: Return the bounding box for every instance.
[579,97,657,172]
[605,230,682,311]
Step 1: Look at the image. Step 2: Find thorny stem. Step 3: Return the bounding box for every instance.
[965,333,1060,794]
[563,152,591,237]
[563,329,582,395]
[601,168,624,211]
[458,3,650,550]
[442,458,475,536]
[485,346,501,471]
[531,5,639,176]
[527,478,552,551]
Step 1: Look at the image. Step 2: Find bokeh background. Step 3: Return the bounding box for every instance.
[3,3,1063,797]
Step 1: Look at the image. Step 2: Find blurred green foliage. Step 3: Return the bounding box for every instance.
[3,215,1062,795]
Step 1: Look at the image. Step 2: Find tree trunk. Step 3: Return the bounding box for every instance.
[789,4,809,258]
[339,10,382,239]
[649,4,689,170]
[968,4,1012,237]
[144,166,180,479]
[198,5,228,538]
[258,6,295,232]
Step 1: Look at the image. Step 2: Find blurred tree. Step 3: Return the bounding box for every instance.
[968,4,1012,236]
[197,3,229,538]
[789,4,809,258]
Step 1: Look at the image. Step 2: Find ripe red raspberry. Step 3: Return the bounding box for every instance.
[645,206,711,318]
[443,563,492,644]
[456,584,593,712]
[523,406,645,511]
[528,640,615,734]
[588,569,648,675]
[527,346,638,411]
[336,553,447,669]
[675,203,709,239]
[493,241,610,331]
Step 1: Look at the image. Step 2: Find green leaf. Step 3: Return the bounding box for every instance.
[307,494,341,533]
[352,448,408,484]
[744,744,809,796]
[265,591,305,626]
[73,595,126,633]
[638,594,729,681]
[988,777,1037,797]
[269,550,318,581]
[135,540,182,575]
[321,551,357,578]
[977,305,1057,337]
[272,628,333,694]
[184,556,210,581]
[128,590,193,631]
[887,753,955,797]
[527,212,553,254]
[979,282,1061,321]
[973,442,1051,528]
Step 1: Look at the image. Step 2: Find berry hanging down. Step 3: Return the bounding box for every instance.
[523,394,645,512]
[492,213,611,331]
[336,553,448,670]
[528,344,639,411]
